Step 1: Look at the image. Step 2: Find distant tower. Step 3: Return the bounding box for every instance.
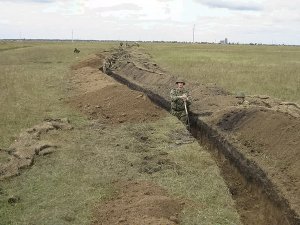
[193,24,195,43]
[225,38,228,44]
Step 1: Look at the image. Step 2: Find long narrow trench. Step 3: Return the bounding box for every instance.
[191,126,294,225]
[106,71,298,225]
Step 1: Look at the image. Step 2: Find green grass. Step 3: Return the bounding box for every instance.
[0,41,114,147]
[136,118,241,225]
[143,43,300,103]
[0,117,241,225]
[0,41,32,52]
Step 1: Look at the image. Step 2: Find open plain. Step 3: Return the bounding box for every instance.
[0,41,299,225]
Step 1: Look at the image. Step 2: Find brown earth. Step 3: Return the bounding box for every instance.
[99,47,300,223]
[70,53,104,70]
[92,181,184,225]
[70,85,165,124]
[213,107,300,213]
[68,54,166,124]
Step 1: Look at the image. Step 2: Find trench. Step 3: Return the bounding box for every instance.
[105,70,299,225]
[191,125,296,225]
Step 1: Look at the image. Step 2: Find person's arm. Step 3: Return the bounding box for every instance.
[170,89,180,101]
[183,91,192,105]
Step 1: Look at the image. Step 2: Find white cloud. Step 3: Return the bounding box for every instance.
[194,0,262,11]
[0,0,54,3]
[0,19,10,25]
[43,0,87,15]
[96,3,142,12]
[0,0,299,44]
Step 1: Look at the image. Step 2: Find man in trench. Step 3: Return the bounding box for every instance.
[102,57,111,74]
[170,78,191,127]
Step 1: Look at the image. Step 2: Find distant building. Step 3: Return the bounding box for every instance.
[220,38,229,44]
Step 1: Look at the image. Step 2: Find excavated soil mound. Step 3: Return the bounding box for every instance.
[68,55,166,124]
[70,85,165,124]
[215,108,300,213]
[92,181,183,225]
[70,54,104,70]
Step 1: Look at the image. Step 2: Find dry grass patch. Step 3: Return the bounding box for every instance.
[0,116,241,225]
[144,43,300,103]
[0,41,115,147]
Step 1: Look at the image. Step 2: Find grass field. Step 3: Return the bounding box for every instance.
[0,42,241,225]
[1,41,298,225]
[0,41,114,147]
[0,117,241,225]
[0,41,32,51]
[144,43,300,103]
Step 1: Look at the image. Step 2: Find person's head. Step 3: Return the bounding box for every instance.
[176,78,185,89]
[236,92,245,104]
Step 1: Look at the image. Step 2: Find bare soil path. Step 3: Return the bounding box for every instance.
[92,181,183,225]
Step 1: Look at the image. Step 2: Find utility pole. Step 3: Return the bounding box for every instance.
[193,24,195,43]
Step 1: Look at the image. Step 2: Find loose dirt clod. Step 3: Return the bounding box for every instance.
[0,118,72,180]
[92,181,183,225]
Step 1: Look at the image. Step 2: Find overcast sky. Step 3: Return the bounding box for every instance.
[0,0,299,44]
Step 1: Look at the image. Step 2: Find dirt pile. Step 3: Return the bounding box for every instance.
[70,85,165,124]
[0,118,72,180]
[215,108,300,213]
[68,54,166,124]
[70,54,104,70]
[92,181,184,225]
[99,47,300,223]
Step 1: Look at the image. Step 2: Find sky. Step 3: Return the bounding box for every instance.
[0,0,299,45]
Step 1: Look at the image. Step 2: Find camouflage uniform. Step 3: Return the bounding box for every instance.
[170,88,191,124]
[102,58,111,74]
